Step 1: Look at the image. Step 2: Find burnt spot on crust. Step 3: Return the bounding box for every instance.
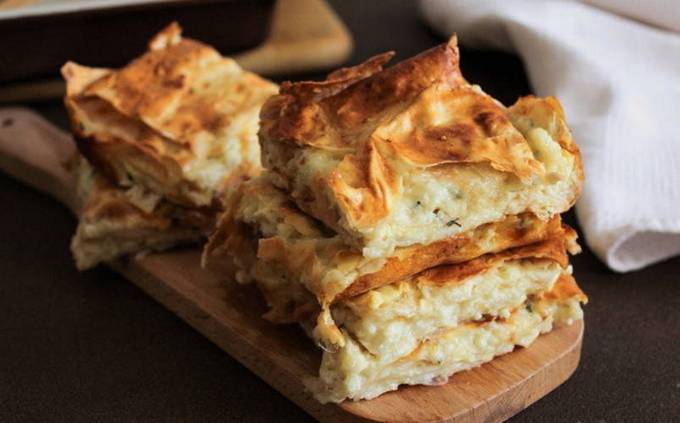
[421,124,477,161]
[473,110,506,137]
[163,74,186,89]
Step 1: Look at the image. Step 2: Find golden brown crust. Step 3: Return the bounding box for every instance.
[259,36,584,254]
[260,39,462,150]
[258,39,470,237]
[507,95,585,206]
[542,272,588,303]
[63,23,277,207]
[409,229,573,289]
[63,99,196,206]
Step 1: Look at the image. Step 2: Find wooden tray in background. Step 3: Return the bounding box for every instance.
[0,108,584,422]
[0,0,353,102]
[0,0,276,83]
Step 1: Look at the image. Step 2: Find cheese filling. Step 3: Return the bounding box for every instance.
[331,259,563,362]
[308,295,583,403]
[266,127,576,258]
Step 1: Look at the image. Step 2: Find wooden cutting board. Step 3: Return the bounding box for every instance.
[0,108,584,423]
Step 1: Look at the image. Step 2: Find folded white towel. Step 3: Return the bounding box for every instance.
[420,0,680,272]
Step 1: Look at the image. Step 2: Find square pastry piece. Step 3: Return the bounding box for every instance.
[204,36,587,404]
[63,22,278,208]
[63,23,278,269]
[259,36,583,258]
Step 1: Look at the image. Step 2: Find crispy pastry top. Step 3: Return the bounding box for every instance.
[63,22,278,207]
[259,35,582,232]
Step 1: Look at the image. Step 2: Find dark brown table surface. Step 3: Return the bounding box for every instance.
[2,1,679,422]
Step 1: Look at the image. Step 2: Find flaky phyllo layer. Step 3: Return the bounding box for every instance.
[199,35,588,404]
[64,23,278,269]
[332,259,565,361]
[72,160,214,270]
[259,36,583,259]
[203,174,587,402]
[307,230,581,351]
[63,23,278,208]
[309,274,586,403]
[204,178,579,338]
[203,177,580,323]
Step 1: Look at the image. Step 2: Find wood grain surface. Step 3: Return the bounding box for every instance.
[0,109,583,423]
[117,249,583,423]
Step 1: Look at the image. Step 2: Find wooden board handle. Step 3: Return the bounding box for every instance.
[0,108,79,213]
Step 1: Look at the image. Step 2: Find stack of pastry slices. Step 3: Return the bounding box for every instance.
[62,23,277,269]
[206,35,588,404]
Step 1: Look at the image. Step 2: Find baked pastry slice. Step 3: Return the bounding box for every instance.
[309,273,586,403]
[205,191,586,402]
[63,22,278,208]
[307,234,585,402]
[203,177,579,322]
[259,36,583,258]
[64,23,278,268]
[72,161,214,270]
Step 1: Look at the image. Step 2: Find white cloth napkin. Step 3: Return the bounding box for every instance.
[420,0,680,272]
